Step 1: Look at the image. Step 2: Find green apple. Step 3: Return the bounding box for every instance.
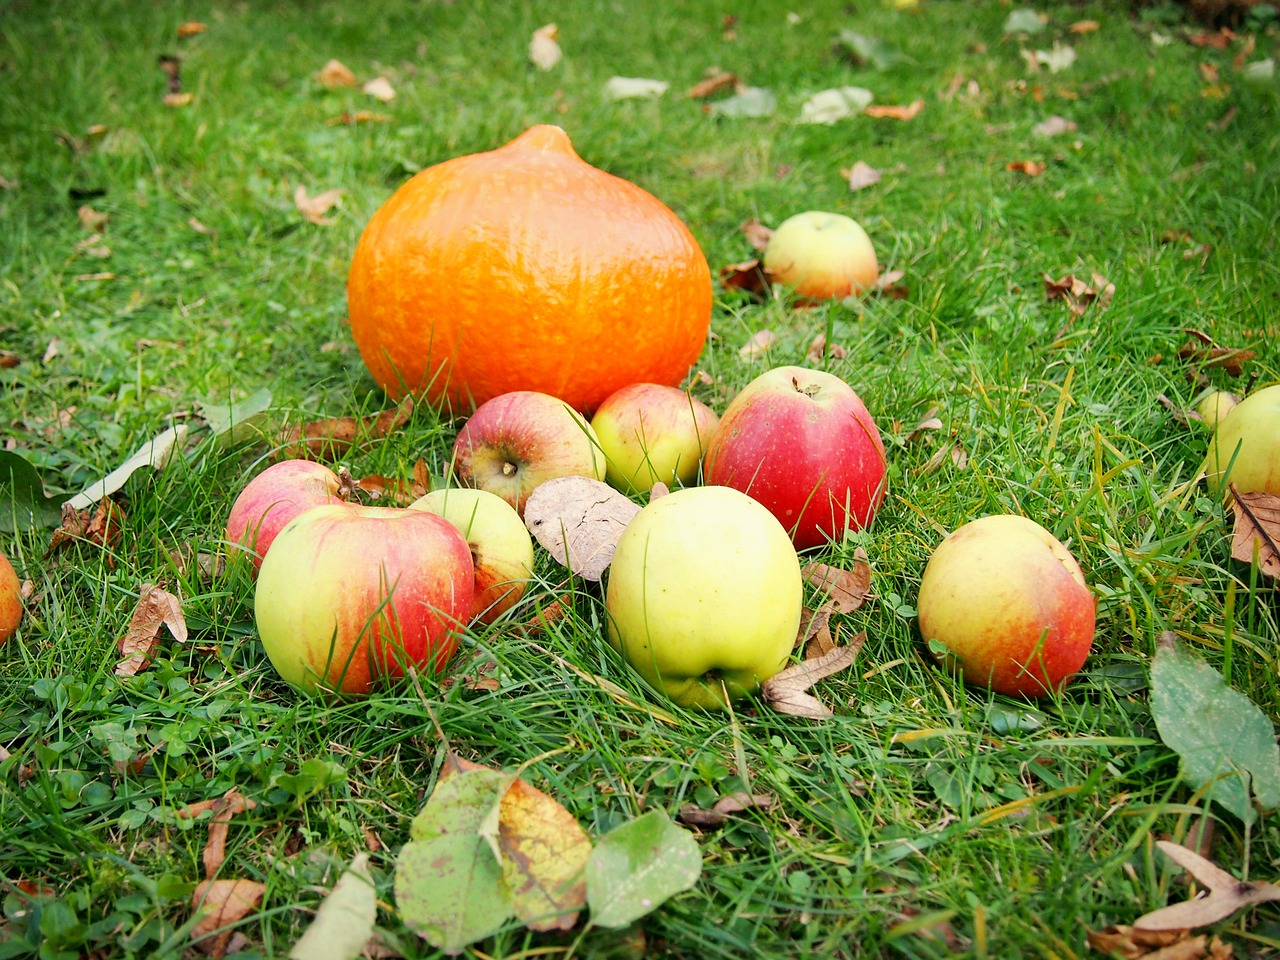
[605,485,802,709]
[590,383,720,494]
[410,487,535,625]
[763,211,879,300]
[1203,384,1280,498]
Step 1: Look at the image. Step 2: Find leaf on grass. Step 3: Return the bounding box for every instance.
[289,853,377,960]
[530,24,562,71]
[678,792,775,828]
[834,31,903,70]
[178,22,207,38]
[864,99,924,121]
[904,407,943,443]
[605,77,669,100]
[1176,334,1255,377]
[362,76,395,102]
[873,269,909,299]
[806,334,847,364]
[354,463,431,506]
[116,584,187,677]
[78,205,109,232]
[708,87,776,118]
[719,259,770,298]
[687,71,739,99]
[1085,926,1221,959]
[1069,19,1100,34]
[294,186,343,225]
[1032,115,1078,137]
[843,161,882,191]
[67,424,189,510]
[762,637,865,719]
[586,808,702,929]
[0,349,18,368]
[164,92,195,108]
[326,110,392,126]
[802,554,871,614]
[523,477,640,581]
[316,59,357,89]
[798,86,874,124]
[797,605,834,658]
[1034,44,1076,73]
[158,54,182,93]
[1229,488,1280,581]
[0,451,62,532]
[192,879,265,957]
[739,329,778,359]
[1131,840,1280,933]
[918,440,968,475]
[1007,159,1047,176]
[197,387,274,448]
[278,397,413,460]
[47,498,125,558]
[1150,641,1280,824]
[740,218,772,251]
[1003,9,1048,34]
[201,789,257,879]
[1043,272,1114,315]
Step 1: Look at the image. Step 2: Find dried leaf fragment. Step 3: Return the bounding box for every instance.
[362,76,395,102]
[1069,20,1100,34]
[1007,159,1047,176]
[762,636,865,719]
[1043,272,1114,315]
[1133,840,1280,933]
[325,110,391,126]
[1032,115,1078,137]
[316,59,357,88]
[802,554,871,614]
[864,99,924,121]
[1229,487,1280,581]
[163,92,194,108]
[192,879,266,956]
[530,24,562,71]
[78,205,109,232]
[843,161,882,191]
[678,792,774,828]
[605,76,670,100]
[278,397,412,460]
[739,329,778,359]
[178,22,207,38]
[116,583,187,676]
[46,498,125,557]
[796,605,835,658]
[740,218,773,251]
[289,853,376,960]
[806,334,846,364]
[688,71,739,99]
[294,186,343,225]
[201,789,258,879]
[719,259,770,298]
[523,477,640,581]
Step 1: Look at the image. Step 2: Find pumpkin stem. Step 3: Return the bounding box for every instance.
[505,124,578,159]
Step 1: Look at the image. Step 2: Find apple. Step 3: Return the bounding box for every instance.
[1202,384,1280,498]
[254,503,474,695]
[916,515,1096,698]
[590,383,720,494]
[702,365,887,550]
[225,459,344,574]
[451,391,606,516]
[0,550,22,645]
[605,485,803,709]
[410,487,535,625]
[1195,390,1239,430]
[763,211,879,300]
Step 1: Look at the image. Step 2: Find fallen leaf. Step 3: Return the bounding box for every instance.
[1232,36,1256,70]
[530,24,562,71]
[316,59,357,88]
[1176,335,1255,377]
[687,71,739,99]
[799,86,874,124]
[762,637,865,719]
[1043,272,1113,315]
[919,441,969,475]
[1188,29,1234,50]
[188,217,215,235]
[64,424,189,510]
[192,879,266,957]
[278,397,412,460]
[864,99,924,121]
[163,92,194,108]
[843,161,882,191]
[201,789,257,878]
[178,22,207,38]
[834,30,903,70]
[806,334,846,364]
[1134,840,1280,932]
[116,584,187,677]
[873,269,909,299]
[796,605,834,658]
[678,792,774,828]
[1034,43,1076,73]
[740,218,772,251]
[325,110,391,126]
[904,407,943,443]
[289,853,377,960]
[722,13,738,40]
[1069,19,1099,34]
[293,186,343,226]
[512,594,572,637]
[158,54,182,93]
[1229,487,1280,581]
[1007,159,1047,176]
[586,808,701,929]
[739,329,778,359]
[523,477,640,581]
[605,76,669,100]
[78,205,109,232]
[0,350,19,368]
[354,464,430,506]
[1032,115,1078,137]
[649,481,670,500]
[719,259,770,298]
[362,76,395,102]
[1003,9,1048,35]
[1200,62,1220,84]
[802,554,871,614]
[708,87,776,118]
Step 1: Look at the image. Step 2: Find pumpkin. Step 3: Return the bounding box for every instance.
[347,125,713,413]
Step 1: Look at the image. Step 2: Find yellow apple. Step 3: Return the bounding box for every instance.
[763,211,879,300]
[605,486,802,709]
[1195,390,1239,430]
[1202,384,1280,498]
[590,383,720,494]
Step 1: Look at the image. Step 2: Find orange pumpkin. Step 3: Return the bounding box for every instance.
[347,125,713,413]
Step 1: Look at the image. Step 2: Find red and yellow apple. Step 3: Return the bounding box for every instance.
[590,383,720,494]
[703,365,887,550]
[225,459,344,573]
[916,514,1096,698]
[451,391,606,516]
[0,550,22,644]
[1203,384,1280,497]
[605,485,802,709]
[763,210,879,300]
[410,487,535,625]
[254,503,474,694]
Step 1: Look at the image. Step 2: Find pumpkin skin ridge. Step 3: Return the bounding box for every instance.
[348,125,712,414]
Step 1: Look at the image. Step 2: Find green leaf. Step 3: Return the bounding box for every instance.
[835,30,903,70]
[408,768,512,842]
[585,808,702,929]
[290,853,376,960]
[396,834,514,952]
[709,87,776,119]
[0,450,62,532]
[197,387,274,448]
[1151,643,1280,824]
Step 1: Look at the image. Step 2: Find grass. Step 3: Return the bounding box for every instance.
[2,0,1280,956]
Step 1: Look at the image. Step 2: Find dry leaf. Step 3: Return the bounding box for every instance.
[178,22,207,38]
[202,789,257,879]
[354,464,430,506]
[740,218,773,251]
[192,879,266,957]
[277,397,412,460]
[1007,159,1047,176]
[739,329,778,359]
[116,584,187,677]
[719,259,770,298]
[843,160,882,191]
[0,350,19,368]
[316,59,357,88]
[511,594,572,638]
[163,92,194,108]
[1188,29,1234,50]
[1133,840,1280,933]
[762,636,865,719]
[1044,272,1114,315]
[1176,335,1255,377]
[78,205,109,231]
[806,334,847,364]
[904,407,943,443]
[1086,927,1228,960]
[918,441,969,476]
[796,605,835,658]
[1032,115,1078,137]
[677,792,774,828]
[362,76,396,102]
[1229,487,1280,581]
[325,110,391,126]
[688,71,739,99]
[293,186,343,225]
[873,269,909,299]
[1069,19,1100,34]
[605,77,669,100]
[649,481,670,500]
[523,477,640,581]
[158,54,182,93]
[46,498,124,558]
[530,24,562,71]
[864,99,924,121]
[802,554,871,614]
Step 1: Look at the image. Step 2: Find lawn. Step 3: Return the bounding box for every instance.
[2,0,1280,957]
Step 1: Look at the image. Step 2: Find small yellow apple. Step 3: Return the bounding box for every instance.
[1195,390,1239,430]
[763,211,879,300]
[1203,384,1280,498]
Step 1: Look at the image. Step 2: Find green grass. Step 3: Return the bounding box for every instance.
[2,0,1280,956]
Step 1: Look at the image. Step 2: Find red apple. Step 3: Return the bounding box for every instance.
[763,211,879,300]
[590,383,720,494]
[0,550,22,645]
[254,503,474,694]
[451,391,605,516]
[225,459,344,573]
[410,487,535,625]
[916,515,1096,698]
[703,366,887,549]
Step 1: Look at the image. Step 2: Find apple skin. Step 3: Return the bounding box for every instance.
[0,551,22,645]
[605,485,803,709]
[1195,390,1239,430]
[702,365,887,550]
[916,515,1096,698]
[410,487,535,625]
[254,503,474,695]
[225,459,344,574]
[451,391,606,516]
[590,383,720,494]
[1203,384,1280,498]
[763,211,879,300]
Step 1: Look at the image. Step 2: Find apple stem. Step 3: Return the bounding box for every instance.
[502,462,517,477]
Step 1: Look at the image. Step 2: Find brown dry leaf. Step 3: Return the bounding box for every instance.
[201,789,257,879]
[326,110,392,126]
[1044,272,1114,315]
[163,92,194,108]
[802,553,871,614]
[354,463,430,506]
[523,476,640,581]
[806,334,847,364]
[719,259,770,298]
[762,635,865,719]
[1007,159,1047,176]
[188,217,214,236]
[46,498,124,558]
[513,594,572,638]
[293,186,343,226]
[1200,62,1220,84]
[864,99,924,121]
[688,71,740,99]
[740,218,773,251]
[1188,29,1234,50]
[178,22,207,38]
[362,76,396,102]
[278,396,413,460]
[873,269,909,299]
[918,441,968,476]
[116,584,187,677]
[158,54,182,93]
[739,329,778,359]
[1134,840,1280,933]
[78,205,109,232]
[904,407,943,444]
[1229,488,1280,581]
[843,161,882,191]
[1069,19,1100,34]
[191,878,265,957]
[678,792,774,828]
[316,59,358,88]
[1176,335,1255,377]
[530,23,562,71]
[797,605,835,658]
[0,350,19,368]
[1032,115,1078,138]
